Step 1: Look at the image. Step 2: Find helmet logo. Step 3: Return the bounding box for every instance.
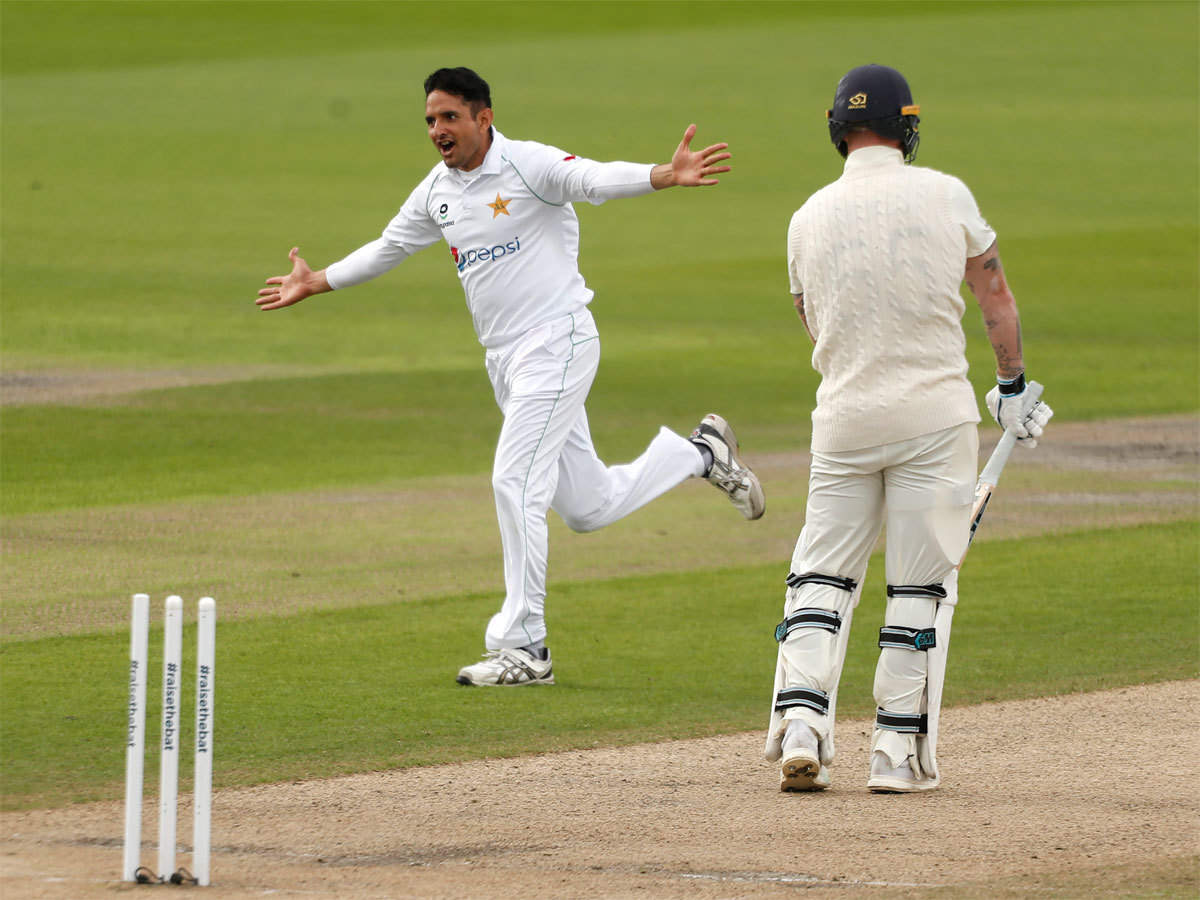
[848,92,868,109]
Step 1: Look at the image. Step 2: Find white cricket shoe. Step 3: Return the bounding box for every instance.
[779,721,830,792]
[867,751,938,793]
[456,647,555,686]
[690,413,765,520]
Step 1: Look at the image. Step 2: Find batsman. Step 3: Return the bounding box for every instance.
[764,64,1053,792]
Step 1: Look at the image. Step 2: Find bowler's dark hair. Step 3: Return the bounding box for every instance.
[424,67,492,114]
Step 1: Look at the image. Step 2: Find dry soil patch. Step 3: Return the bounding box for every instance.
[2,680,1195,898]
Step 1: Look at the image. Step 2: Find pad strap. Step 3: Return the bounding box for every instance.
[774,687,830,715]
[787,571,858,592]
[876,708,928,734]
[886,583,947,599]
[775,608,842,642]
[878,625,937,651]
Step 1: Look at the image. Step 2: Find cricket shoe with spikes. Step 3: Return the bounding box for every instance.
[779,721,831,792]
[690,413,765,520]
[456,647,555,686]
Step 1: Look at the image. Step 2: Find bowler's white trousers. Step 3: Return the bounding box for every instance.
[483,308,704,649]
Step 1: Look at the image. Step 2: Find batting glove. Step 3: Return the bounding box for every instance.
[985,372,1054,449]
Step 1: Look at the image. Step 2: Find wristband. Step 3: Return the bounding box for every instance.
[996,371,1026,396]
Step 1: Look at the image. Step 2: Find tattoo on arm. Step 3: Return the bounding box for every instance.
[966,242,1024,376]
[989,321,1023,379]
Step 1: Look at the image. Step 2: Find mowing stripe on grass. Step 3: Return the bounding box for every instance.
[2,521,1194,810]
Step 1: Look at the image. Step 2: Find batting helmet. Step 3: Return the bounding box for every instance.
[827,64,921,163]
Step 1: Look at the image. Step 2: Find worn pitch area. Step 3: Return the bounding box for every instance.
[2,680,1196,898]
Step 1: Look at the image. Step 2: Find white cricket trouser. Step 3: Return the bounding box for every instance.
[483,308,705,649]
[784,423,977,730]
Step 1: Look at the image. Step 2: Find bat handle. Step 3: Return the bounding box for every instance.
[979,429,1017,486]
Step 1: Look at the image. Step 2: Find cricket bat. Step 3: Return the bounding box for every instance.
[960,381,1043,567]
[923,383,1043,781]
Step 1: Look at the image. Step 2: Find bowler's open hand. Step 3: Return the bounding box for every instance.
[257,247,327,310]
[652,125,731,189]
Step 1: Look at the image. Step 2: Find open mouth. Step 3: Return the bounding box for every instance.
[437,138,455,157]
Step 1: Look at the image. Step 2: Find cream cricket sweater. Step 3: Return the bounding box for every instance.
[787,146,997,453]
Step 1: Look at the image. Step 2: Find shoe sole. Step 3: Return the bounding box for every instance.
[741,472,766,521]
[455,674,555,686]
[867,776,938,793]
[780,751,828,792]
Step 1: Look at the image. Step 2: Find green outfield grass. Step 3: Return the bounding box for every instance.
[2,521,1195,809]
[1,0,1197,814]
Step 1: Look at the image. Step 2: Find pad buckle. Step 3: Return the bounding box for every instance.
[878,625,937,651]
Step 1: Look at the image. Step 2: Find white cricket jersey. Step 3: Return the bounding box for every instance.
[326,129,655,348]
[787,146,997,452]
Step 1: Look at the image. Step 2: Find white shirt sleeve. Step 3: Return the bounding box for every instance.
[509,142,655,206]
[948,176,997,258]
[325,238,407,290]
[325,177,443,290]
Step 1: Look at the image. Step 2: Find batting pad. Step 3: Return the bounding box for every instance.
[765,573,862,765]
[917,569,958,783]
